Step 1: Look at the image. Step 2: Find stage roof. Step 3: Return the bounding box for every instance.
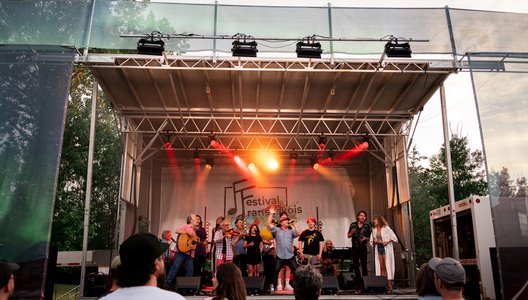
[84,54,455,165]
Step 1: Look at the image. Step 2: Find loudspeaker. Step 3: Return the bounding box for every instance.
[362,276,387,293]
[321,276,339,295]
[340,272,356,289]
[175,276,201,295]
[243,277,266,295]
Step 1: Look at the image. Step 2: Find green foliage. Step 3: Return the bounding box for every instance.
[409,135,488,266]
[51,67,121,251]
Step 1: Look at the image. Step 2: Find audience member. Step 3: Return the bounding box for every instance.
[416,262,441,300]
[98,256,121,299]
[204,262,246,300]
[292,265,323,300]
[428,257,466,300]
[100,233,185,300]
[0,260,19,300]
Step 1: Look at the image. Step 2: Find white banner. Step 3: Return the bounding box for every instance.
[159,166,357,247]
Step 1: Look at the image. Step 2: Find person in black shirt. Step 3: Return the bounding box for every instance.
[298,217,324,267]
[347,210,371,283]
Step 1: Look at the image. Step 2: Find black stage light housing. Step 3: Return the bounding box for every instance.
[296,41,323,59]
[232,40,258,57]
[384,40,412,58]
[137,34,165,55]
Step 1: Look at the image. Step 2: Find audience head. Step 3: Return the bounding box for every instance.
[212,262,246,300]
[429,257,466,293]
[416,263,441,297]
[293,265,323,300]
[117,233,167,287]
[0,261,19,298]
[161,230,171,241]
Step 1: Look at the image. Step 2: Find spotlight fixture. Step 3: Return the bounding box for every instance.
[296,36,323,59]
[384,36,412,58]
[328,149,335,161]
[231,34,258,57]
[205,156,214,169]
[208,133,217,147]
[310,156,319,170]
[362,134,370,145]
[193,149,200,160]
[290,151,298,160]
[137,31,165,55]
[318,135,327,149]
[161,131,172,148]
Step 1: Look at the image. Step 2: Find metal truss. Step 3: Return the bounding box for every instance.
[83,54,455,74]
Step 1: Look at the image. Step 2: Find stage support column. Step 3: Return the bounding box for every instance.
[440,83,460,260]
[80,80,99,296]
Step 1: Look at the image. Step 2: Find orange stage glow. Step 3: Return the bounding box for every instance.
[266,159,279,171]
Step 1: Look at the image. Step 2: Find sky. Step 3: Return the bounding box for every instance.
[158,0,528,176]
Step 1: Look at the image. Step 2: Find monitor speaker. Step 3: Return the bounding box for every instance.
[340,272,356,289]
[243,277,265,295]
[175,276,201,295]
[363,275,387,293]
[321,276,339,295]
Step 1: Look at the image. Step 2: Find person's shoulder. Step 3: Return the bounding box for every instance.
[152,288,186,299]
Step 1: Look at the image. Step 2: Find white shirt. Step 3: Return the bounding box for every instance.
[100,286,186,300]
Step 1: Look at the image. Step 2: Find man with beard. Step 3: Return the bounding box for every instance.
[347,210,371,285]
[100,233,185,299]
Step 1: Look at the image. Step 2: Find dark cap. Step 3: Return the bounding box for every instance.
[429,257,466,286]
[279,215,290,222]
[0,261,19,287]
[119,233,167,269]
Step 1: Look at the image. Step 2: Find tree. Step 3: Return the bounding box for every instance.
[409,135,488,265]
[51,67,122,251]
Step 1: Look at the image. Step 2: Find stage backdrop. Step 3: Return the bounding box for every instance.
[159,166,357,247]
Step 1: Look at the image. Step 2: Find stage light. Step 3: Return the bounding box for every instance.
[137,31,165,55]
[234,155,242,164]
[162,132,172,149]
[205,156,214,169]
[231,33,258,57]
[384,37,412,58]
[318,135,327,149]
[266,159,279,171]
[232,40,258,57]
[290,151,298,161]
[208,134,217,147]
[248,162,256,170]
[310,156,319,170]
[328,149,334,161]
[296,40,323,59]
[193,149,200,165]
[362,134,370,146]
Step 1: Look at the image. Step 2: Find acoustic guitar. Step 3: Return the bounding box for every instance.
[176,233,200,252]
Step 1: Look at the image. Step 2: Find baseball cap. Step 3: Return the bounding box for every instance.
[279,215,290,222]
[0,261,19,287]
[428,257,466,286]
[119,233,167,269]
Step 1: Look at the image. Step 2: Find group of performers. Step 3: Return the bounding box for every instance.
[161,208,398,292]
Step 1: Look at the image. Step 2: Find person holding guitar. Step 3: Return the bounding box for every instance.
[166,214,200,289]
[213,219,237,268]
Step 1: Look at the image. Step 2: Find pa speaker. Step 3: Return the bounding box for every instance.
[243,277,265,295]
[321,276,339,295]
[340,272,356,289]
[363,275,387,293]
[175,276,201,295]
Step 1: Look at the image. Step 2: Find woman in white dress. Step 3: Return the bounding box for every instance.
[369,215,398,293]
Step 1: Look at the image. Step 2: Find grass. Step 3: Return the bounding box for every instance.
[53,284,79,300]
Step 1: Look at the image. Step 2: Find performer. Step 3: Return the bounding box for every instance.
[193,215,208,277]
[298,217,324,266]
[268,206,300,291]
[214,219,236,267]
[160,230,176,270]
[232,218,248,276]
[260,221,276,293]
[166,214,200,288]
[210,216,224,272]
[321,240,341,276]
[347,210,371,284]
[370,215,398,293]
[245,224,263,277]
